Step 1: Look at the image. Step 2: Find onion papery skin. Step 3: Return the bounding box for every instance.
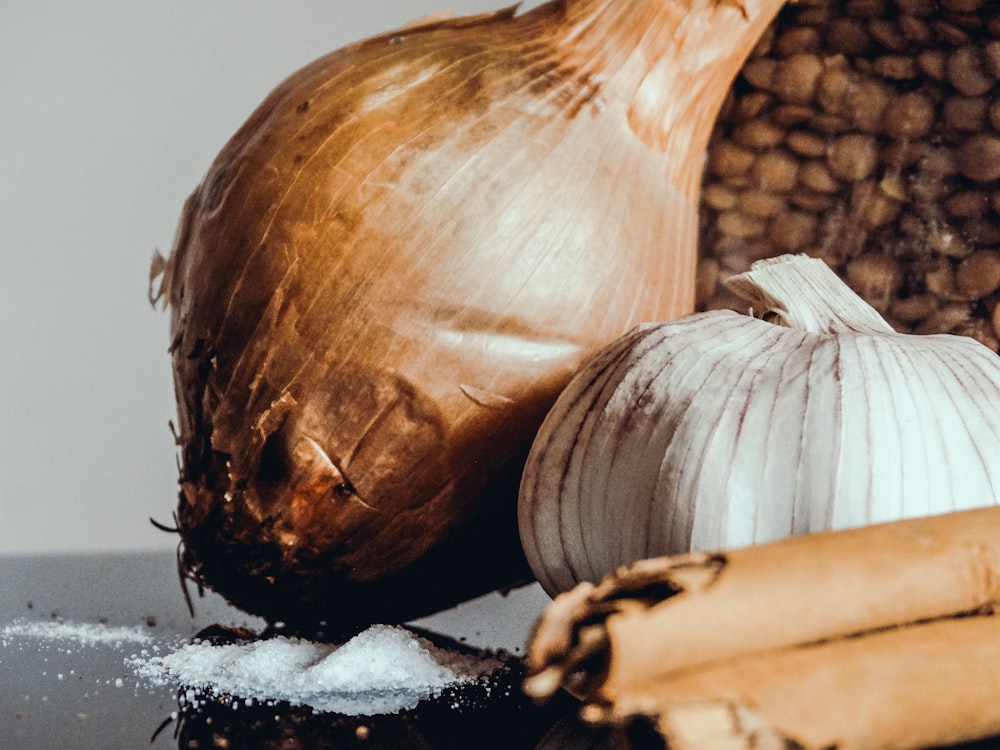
[519,308,1000,597]
[161,0,785,628]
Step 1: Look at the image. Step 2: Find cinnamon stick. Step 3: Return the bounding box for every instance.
[526,506,1000,700]
[595,614,1000,750]
[524,507,1000,748]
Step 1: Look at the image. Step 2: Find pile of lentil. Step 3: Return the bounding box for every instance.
[698,0,1000,352]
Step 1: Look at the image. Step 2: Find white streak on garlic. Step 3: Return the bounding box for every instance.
[518,254,1000,596]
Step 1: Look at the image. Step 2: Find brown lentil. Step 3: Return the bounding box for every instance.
[774,26,823,56]
[786,130,829,157]
[916,49,947,80]
[717,210,767,239]
[891,295,939,322]
[947,46,994,96]
[873,54,920,80]
[800,160,843,192]
[958,135,1000,183]
[740,188,789,218]
[732,120,787,150]
[956,249,1000,298]
[772,53,825,103]
[708,140,757,179]
[844,78,891,133]
[943,96,989,133]
[772,103,817,126]
[731,91,773,121]
[769,211,820,251]
[944,189,990,219]
[847,0,888,19]
[742,58,778,90]
[898,15,932,45]
[795,6,834,28]
[827,133,880,180]
[826,17,873,55]
[882,91,936,140]
[702,183,739,211]
[867,18,908,50]
[809,112,852,135]
[846,252,902,309]
[698,0,1000,353]
[751,149,800,191]
[933,20,973,47]
[924,260,957,298]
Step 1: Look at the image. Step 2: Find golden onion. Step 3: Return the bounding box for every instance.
[154,0,783,629]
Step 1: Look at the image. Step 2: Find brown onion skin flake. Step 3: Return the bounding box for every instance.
[700,0,1000,353]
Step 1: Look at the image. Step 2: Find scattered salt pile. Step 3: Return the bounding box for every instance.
[1,618,155,647]
[129,624,509,715]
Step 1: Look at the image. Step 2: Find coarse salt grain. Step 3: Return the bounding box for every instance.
[128,624,507,716]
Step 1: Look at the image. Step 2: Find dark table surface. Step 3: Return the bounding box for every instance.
[0,551,605,750]
[8,553,1000,750]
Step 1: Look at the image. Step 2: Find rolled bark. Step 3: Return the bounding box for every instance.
[598,614,1000,750]
[528,506,1000,697]
[524,507,1000,748]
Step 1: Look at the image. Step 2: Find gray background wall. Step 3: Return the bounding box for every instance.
[0,0,542,554]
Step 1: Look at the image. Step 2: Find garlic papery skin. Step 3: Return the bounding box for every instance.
[518,254,1000,596]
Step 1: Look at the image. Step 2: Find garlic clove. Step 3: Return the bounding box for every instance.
[518,254,1000,596]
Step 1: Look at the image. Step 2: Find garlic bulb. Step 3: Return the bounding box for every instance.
[518,254,1000,596]
[156,0,785,627]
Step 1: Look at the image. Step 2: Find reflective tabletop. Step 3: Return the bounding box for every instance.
[0,551,606,750]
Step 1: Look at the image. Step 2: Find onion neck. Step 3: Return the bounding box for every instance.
[556,0,788,196]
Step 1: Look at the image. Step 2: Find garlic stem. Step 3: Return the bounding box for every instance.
[725,254,896,335]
